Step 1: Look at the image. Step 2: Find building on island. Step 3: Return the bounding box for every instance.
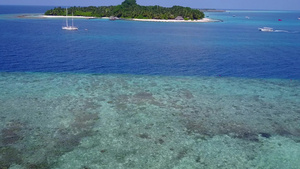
[175,16,184,20]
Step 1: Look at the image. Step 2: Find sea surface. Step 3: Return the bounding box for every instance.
[0,5,300,169]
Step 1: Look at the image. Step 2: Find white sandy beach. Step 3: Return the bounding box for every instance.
[39,15,97,19]
[130,18,219,22]
[17,14,98,19]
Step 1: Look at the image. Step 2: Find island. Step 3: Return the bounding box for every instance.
[45,0,205,21]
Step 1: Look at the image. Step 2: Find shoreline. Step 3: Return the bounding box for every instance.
[129,18,219,22]
[39,15,97,19]
[17,14,98,19]
[18,15,220,22]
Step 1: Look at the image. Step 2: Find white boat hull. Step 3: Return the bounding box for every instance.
[62,26,78,30]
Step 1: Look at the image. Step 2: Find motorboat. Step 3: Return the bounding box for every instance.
[258,27,274,32]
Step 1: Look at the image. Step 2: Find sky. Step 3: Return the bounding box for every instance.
[0,0,300,10]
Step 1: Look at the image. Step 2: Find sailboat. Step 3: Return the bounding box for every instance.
[62,8,78,30]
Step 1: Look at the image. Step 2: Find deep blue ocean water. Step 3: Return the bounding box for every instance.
[1,6,300,79]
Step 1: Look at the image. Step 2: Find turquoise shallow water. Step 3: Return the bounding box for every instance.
[1,6,300,168]
[1,72,300,168]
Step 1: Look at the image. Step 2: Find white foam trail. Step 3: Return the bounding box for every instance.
[273,30,299,33]
[274,30,289,33]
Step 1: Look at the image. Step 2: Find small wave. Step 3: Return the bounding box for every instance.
[274,30,299,33]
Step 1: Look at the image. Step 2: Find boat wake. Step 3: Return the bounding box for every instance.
[274,30,299,33]
[274,30,289,33]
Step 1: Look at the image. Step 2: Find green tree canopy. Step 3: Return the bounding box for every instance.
[45,0,205,20]
[121,0,137,7]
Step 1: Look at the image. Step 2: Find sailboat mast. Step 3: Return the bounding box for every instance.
[72,12,74,27]
[66,8,68,27]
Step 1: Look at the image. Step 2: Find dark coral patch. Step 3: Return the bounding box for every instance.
[1,120,27,145]
[157,138,164,144]
[100,149,107,153]
[260,132,271,138]
[138,133,151,139]
[0,147,22,168]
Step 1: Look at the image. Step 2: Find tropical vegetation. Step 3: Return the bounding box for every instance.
[44,0,204,20]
